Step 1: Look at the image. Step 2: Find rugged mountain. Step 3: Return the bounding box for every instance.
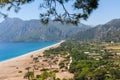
[71,19,120,42]
[0,18,90,42]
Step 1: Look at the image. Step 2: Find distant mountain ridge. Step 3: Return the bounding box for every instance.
[71,19,120,42]
[0,18,91,42]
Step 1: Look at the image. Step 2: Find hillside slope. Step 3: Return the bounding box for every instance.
[0,18,90,42]
[71,19,120,42]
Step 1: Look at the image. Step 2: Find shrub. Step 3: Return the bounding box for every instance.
[18,70,22,73]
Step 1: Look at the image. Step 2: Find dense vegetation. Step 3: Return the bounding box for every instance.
[43,41,120,80]
[24,71,62,80]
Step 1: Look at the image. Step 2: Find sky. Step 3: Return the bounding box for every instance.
[0,0,120,26]
[81,0,120,26]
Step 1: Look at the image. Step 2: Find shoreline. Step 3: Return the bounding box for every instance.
[0,40,65,64]
[0,40,65,80]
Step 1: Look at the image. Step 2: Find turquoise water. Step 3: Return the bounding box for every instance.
[0,41,58,62]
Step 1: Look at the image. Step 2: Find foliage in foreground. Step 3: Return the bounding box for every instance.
[0,0,99,25]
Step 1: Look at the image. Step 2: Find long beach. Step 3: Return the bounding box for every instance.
[0,40,64,80]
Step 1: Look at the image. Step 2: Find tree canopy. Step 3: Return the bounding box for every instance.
[0,0,99,25]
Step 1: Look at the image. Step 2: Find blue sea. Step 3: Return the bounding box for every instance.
[0,41,58,62]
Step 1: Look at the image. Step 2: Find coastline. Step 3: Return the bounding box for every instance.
[0,40,65,64]
[0,40,65,80]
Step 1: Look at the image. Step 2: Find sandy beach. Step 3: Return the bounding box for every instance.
[0,40,71,80]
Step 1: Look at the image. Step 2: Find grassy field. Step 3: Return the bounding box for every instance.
[104,43,120,53]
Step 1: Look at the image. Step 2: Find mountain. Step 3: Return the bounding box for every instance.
[0,18,90,42]
[71,19,120,42]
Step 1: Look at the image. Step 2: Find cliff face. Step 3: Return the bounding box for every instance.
[71,19,120,42]
[0,18,90,42]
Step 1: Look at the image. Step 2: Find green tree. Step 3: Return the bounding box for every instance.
[0,0,99,25]
[37,71,56,80]
[25,67,32,80]
[24,72,34,80]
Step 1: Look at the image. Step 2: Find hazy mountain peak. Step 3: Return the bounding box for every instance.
[71,18,120,42]
[5,17,23,21]
[0,17,90,42]
[1,17,23,25]
[106,18,120,25]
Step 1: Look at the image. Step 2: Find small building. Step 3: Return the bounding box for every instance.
[116,53,120,56]
[84,52,90,54]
